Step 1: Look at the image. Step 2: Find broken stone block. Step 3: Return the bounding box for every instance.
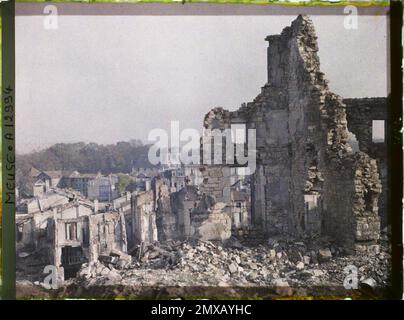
[318,248,332,262]
[248,271,259,281]
[223,236,244,249]
[273,279,293,296]
[288,250,303,264]
[95,264,104,275]
[100,267,110,277]
[249,262,258,270]
[116,259,130,270]
[311,269,325,277]
[99,255,118,265]
[78,264,92,280]
[110,249,132,263]
[228,263,238,274]
[267,238,279,248]
[108,269,121,280]
[361,277,377,289]
[355,244,380,255]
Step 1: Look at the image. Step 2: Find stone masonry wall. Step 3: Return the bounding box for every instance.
[131,190,157,245]
[200,108,233,204]
[155,182,178,241]
[201,15,383,252]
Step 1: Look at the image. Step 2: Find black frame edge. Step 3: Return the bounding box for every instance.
[2,0,16,300]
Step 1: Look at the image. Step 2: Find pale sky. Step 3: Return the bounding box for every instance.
[16,13,388,154]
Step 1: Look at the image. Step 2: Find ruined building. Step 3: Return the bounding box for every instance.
[47,210,127,281]
[200,15,386,253]
[17,197,128,282]
[17,16,388,285]
[129,177,236,246]
[344,97,389,228]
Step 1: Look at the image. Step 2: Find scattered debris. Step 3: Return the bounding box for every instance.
[66,237,391,294]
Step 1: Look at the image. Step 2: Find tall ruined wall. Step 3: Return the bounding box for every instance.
[154,181,201,241]
[261,15,381,251]
[131,190,157,245]
[201,15,382,252]
[344,97,389,227]
[200,108,233,204]
[88,212,128,261]
[261,16,354,238]
[262,16,381,251]
[170,186,200,239]
[155,182,178,241]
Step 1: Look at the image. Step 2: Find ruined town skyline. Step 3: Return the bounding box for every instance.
[16,14,391,298]
[16,14,388,154]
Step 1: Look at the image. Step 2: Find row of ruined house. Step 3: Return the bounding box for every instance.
[16,175,251,282]
[21,168,120,201]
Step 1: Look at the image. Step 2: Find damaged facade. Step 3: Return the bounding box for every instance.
[200,15,385,253]
[17,195,128,282]
[131,178,238,246]
[48,210,127,281]
[344,97,389,228]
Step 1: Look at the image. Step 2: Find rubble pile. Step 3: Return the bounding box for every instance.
[71,235,390,295]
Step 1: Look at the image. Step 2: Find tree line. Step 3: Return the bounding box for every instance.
[17,140,153,179]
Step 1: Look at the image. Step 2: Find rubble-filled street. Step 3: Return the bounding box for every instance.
[16,231,391,299]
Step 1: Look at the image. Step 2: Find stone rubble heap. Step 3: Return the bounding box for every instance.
[74,234,390,295]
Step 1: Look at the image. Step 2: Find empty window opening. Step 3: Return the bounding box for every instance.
[65,222,77,240]
[372,120,385,143]
[364,189,374,213]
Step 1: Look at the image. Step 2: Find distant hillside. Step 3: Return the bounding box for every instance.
[16,140,154,178]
